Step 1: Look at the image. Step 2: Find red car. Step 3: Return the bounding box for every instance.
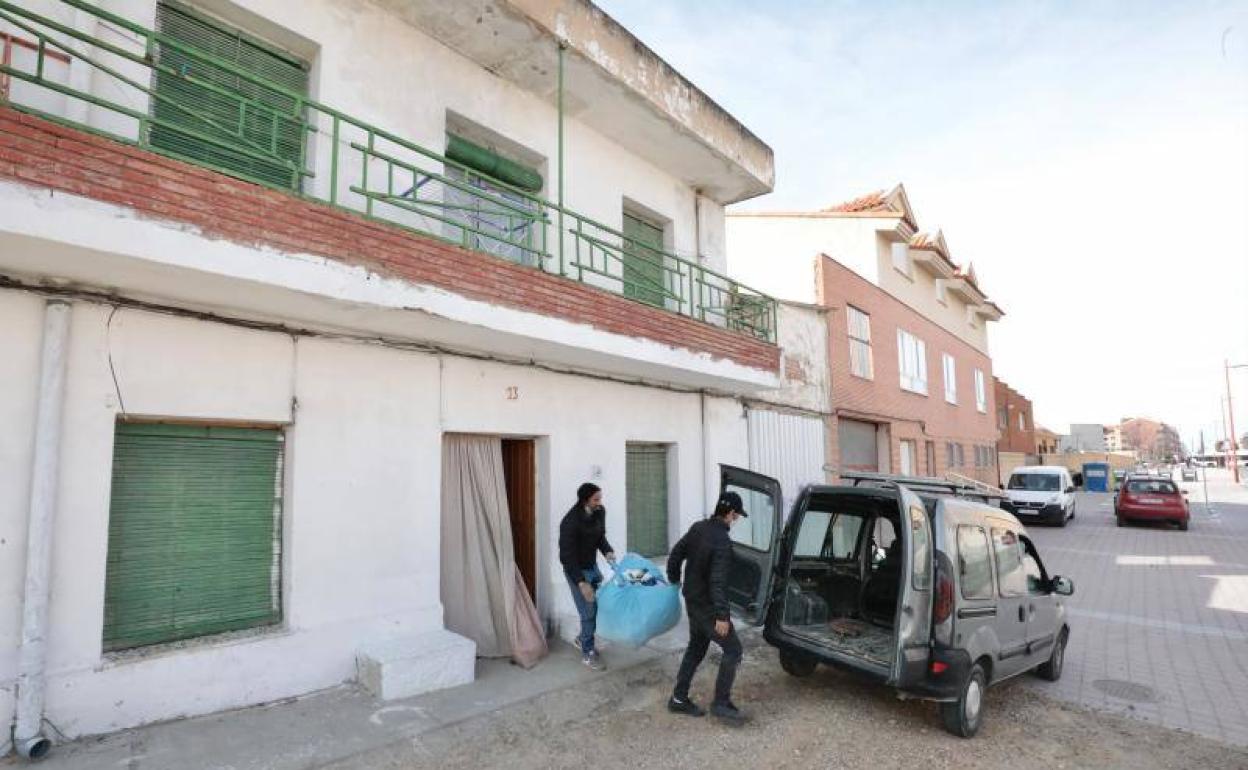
[1115,478,1189,530]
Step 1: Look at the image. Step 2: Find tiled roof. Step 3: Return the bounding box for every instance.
[826,189,892,214]
[823,183,916,228]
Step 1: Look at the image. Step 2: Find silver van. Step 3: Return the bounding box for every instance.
[722,466,1074,738]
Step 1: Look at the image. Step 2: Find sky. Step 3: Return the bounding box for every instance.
[598,0,1248,452]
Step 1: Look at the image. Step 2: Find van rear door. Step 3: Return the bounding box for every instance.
[720,464,784,626]
[892,485,933,687]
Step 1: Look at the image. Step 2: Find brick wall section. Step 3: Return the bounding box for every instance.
[994,377,1036,454]
[0,108,779,373]
[816,255,999,486]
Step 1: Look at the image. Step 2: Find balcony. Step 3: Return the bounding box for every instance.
[0,0,777,346]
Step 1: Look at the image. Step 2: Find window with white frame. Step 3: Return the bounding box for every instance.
[1019,412,1026,431]
[847,306,873,380]
[974,369,987,413]
[942,353,957,404]
[891,242,911,277]
[897,329,927,395]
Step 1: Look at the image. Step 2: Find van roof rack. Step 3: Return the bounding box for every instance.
[839,471,1007,503]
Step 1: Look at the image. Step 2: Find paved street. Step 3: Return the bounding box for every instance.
[1020,469,1248,746]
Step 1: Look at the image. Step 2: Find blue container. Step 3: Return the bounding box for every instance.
[1083,462,1110,492]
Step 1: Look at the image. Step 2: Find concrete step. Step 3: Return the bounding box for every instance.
[356,629,476,701]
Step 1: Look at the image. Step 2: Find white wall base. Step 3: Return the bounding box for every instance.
[356,630,476,702]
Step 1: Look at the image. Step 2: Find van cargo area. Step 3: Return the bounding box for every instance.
[777,494,903,670]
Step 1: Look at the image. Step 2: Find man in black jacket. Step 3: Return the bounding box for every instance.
[559,482,616,670]
[666,491,748,725]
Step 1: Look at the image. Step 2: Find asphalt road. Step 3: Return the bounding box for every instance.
[1020,470,1248,746]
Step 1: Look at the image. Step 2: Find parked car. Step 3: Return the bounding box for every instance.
[1115,477,1189,530]
[1181,467,1198,482]
[1001,466,1076,526]
[723,466,1075,739]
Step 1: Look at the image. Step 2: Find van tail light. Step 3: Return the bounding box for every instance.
[933,567,954,625]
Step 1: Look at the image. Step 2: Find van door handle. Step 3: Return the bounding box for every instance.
[1018,606,1026,622]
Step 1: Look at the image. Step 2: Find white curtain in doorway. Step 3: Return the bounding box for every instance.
[440,435,547,667]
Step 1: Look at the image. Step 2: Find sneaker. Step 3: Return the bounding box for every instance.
[582,651,606,671]
[667,696,706,717]
[711,700,748,726]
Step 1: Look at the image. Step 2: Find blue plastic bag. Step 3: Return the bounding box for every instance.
[596,553,682,647]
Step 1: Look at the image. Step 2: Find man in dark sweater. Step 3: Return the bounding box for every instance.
[559,482,616,670]
[666,492,748,725]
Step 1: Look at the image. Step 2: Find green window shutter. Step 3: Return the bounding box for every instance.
[626,444,669,558]
[103,422,284,652]
[622,212,667,309]
[150,1,308,190]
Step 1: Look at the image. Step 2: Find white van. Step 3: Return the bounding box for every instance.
[1002,466,1076,526]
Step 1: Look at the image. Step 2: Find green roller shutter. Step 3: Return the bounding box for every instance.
[103,422,284,652]
[622,212,667,309]
[445,134,543,192]
[150,0,308,189]
[626,444,669,558]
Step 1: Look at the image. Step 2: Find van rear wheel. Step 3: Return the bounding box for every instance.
[940,663,987,738]
[779,649,817,677]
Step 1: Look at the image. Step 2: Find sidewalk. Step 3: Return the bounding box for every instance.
[7,622,694,770]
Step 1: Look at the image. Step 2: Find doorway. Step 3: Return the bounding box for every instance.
[501,438,537,599]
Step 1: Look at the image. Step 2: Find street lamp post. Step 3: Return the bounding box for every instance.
[1227,361,1247,484]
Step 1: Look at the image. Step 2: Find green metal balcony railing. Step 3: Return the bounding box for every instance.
[0,0,778,343]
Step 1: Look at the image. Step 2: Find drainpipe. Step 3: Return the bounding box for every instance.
[13,300,72,761]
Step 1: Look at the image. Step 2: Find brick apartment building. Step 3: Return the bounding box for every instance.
[728,184,1004,486]
[994,377,1036,454]
[816,257,999,484]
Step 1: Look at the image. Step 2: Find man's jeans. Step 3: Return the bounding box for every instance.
[673,606,743,706]
[566,565,603,655]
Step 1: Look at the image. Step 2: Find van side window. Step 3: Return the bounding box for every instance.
[792,511,832,557]
[991,527,1027,597]
[829,513,864,561]
[909,506,931,590]
[956,525,993,600]
[1021,536,1048,595]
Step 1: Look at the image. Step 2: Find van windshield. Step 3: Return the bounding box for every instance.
[1008,473,1061,492]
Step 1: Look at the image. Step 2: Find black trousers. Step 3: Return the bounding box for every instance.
[673,605,742,706]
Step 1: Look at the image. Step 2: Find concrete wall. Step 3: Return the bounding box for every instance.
[0,289,750,740]
[725,215,879,304]
[1034,451,1137,482]
[763,302,829,415]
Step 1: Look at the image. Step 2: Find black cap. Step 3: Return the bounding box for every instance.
[715,491,748,517]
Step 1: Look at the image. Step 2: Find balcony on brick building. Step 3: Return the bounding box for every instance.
[0,0,780,390]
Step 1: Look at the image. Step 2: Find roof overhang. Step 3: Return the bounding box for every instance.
[916,250,958,279]
[974,301,1005,321]
[377,0,774,204]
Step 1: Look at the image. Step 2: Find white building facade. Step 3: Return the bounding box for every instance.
[0,0,780,752]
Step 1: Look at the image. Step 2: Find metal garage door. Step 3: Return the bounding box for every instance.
[626,444,669,557]
[747,408,827,509]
